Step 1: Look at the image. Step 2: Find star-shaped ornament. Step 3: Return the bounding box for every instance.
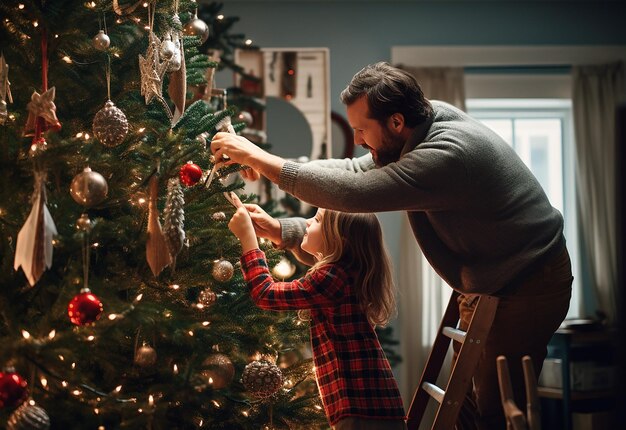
[138,32,169,106]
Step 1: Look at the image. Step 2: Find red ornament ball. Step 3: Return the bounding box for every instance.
[0,371,28,409]
[179,162,203,186]
[68,289,104,326]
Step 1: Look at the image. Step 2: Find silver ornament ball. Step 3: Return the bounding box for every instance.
[70,167,109,207]
[198,287,217,307]
[92,30,110,51]
[93,100,129,147]
[76,213,92,232]
[183,17,209,44]
[6,402,50,430]
[236,111,254,127]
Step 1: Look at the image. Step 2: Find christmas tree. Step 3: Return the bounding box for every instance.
[0,1,326,428]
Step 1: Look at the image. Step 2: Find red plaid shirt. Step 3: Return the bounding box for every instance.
[240,249,406,425]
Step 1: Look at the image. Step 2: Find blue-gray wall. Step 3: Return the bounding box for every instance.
[219,0,626,113]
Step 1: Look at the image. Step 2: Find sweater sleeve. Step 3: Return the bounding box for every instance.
[278,142,469,213]
[240,249,345,311]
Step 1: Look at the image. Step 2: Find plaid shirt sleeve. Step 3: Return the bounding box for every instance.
[240,249,345,311]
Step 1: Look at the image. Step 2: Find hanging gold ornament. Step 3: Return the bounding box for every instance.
[212,258,234,282]
[241,360,284,398]
[182,12,209,44]
[211,211,226,222]
[198,353,234,390]
[92,30,110,51]
[69,167,108,207]
[135,344,158,368]
[197,287,217,308]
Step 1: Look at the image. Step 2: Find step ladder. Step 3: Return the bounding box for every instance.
[407,291,500,430]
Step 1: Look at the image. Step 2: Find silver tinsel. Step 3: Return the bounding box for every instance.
[163,177,185,260]
[241,360,284,398]
[7,402,50,430]
[93,100,128,147]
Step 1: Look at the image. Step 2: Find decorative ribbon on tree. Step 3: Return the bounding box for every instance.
[13,172,58,286]
[146,175,172,276]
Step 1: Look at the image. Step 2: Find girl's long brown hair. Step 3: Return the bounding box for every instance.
[310,210,396,326]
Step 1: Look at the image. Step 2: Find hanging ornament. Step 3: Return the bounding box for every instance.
[67,288,104,326]
[138,4,172,118]
[75,213,92,232]
[199,353,234,390]
[92,100,128,147]
[70,167,109,207]
[134,344,157,368]
[272,257,296,279]
[6,402,50,430]
[161,33,180,72]
[183,11,209,44]
[0,53,13,125]
[212,258,234,282]
[13,172,58,286]
[197,287,216,308]
[0,370,28,409]
[92,30,110,51]
[163,177,185,268]
[23,87,62,137]
[211,211,226,222]
[236,110,253,127]
[146,176,172,277]
[179,162,203,187]
[241,360,284,398]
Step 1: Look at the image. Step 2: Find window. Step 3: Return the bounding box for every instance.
[467,99,580,317]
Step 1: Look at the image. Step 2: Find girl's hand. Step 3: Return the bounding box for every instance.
[242,204,282,245]
[228,194,259,252]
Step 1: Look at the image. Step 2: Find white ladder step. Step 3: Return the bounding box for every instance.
[442,326,467,343]
[422,382,445,404]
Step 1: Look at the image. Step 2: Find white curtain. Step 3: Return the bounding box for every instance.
[395,66,465,407]
[572,62,626,323]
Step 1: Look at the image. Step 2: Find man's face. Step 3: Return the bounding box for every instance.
[346,96,405,166]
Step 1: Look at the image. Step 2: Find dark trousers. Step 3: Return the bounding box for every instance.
[455,247,573,430]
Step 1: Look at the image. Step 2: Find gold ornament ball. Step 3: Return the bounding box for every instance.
[70,167,108,207]
[93,100,129,147]
[134,345,157,368]
[75,213,92,232]
[183,17,209,44]
[6,402,50,430]
[212,259,234,282]
[92,30,110,51]
[197,287,217,307]
[199,353,235,389]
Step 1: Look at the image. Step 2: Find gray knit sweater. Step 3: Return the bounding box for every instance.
[277,101,565,294]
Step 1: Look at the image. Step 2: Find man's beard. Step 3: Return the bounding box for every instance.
[373,128,405,167]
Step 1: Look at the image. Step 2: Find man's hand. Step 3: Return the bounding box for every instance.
[210,132,285,184]
[227,194,259,253]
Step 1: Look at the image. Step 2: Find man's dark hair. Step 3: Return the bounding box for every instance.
[340,62,433,128]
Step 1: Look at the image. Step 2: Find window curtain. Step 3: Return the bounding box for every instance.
[394,66,465,405]
[572,61,626,323]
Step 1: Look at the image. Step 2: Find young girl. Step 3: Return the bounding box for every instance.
[228,195,407,430]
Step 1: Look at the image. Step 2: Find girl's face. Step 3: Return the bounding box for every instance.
[301,209,325,258]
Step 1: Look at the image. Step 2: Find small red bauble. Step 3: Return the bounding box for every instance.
[0,370,28,409]
[68,288,104,326]
[179,161,203,186]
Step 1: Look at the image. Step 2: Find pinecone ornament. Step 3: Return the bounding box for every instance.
[241,360,284,398]
[163,177,185,263]
[92,100,128,147]
[6,402,50,430]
